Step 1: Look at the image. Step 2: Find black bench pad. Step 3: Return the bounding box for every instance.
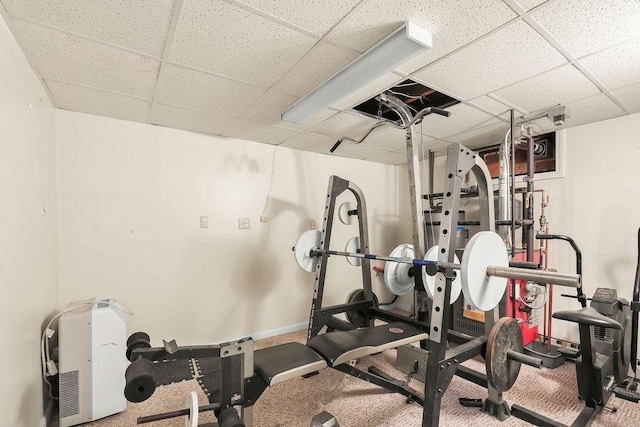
[553,306,622,329]
[254,342,327,386]
[307,322,428,367]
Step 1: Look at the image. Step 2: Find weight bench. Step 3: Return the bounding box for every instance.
[129,321,428,426]
[255,322,428,386]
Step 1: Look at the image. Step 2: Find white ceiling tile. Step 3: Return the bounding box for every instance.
[364,150,408,165]
[224,119,300,145]
[402,139,451,157]
[413,132,436,144]
[332,72,403,110]
[12,19,159,99]
[418,103,495,138]
[307,111,376,139]
[611,82,640,113]
[391,134,437,160]
[326,0,516,73]
[468,96,513,116]
[156,64,264,117]
[530,0,640,58]
[3,0,174,57]
[332,143,387,160]
[357,127,407,151]
[271,42,358,97]
[447,120,510,149]
[513,0,548,11]
[46,80,150,122]
[279,132,337,153]
[412,20,568,100]
[243,90,299,124]
[563,93,625,127]
[578,38,640,91]
[231,0,362,36]
[494,64,601,112]
[150,103,236,136]
[169,0,317,87]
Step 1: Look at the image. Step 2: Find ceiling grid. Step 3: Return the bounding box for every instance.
[1,0,638,163]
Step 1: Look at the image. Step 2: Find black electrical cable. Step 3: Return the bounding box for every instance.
[380,295,399,306]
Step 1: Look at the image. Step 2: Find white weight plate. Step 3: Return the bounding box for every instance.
[185,391,198,427]
[384,244,424,296]
[338,202,354,225]
[294,230,322,272]
[345,236,361,266]
[424,246,462,304]
[461,231,509,312]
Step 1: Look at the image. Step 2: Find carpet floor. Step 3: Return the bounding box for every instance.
[80,328,640,427]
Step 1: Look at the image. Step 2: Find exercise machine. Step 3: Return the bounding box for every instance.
[295,159,577,425]
[511,231,640,426]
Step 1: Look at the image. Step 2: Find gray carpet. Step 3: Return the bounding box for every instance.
[83,328,640,427]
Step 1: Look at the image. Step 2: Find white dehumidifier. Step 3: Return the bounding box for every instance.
[58,298,127,427]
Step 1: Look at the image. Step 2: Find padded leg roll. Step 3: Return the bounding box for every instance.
[124,358,156,403]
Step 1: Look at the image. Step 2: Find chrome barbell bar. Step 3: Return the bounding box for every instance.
[309,248,581,288]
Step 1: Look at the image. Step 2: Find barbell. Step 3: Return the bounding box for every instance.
[294,230,581,312]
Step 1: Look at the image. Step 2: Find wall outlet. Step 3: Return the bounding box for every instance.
[238,217,250,229]
[260,215,268,222]
[200,216,209,229]
[310,221,316,230]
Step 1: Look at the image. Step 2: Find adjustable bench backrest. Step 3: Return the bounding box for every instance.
[253,322,428,386]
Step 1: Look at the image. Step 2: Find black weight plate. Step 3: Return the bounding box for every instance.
[345,289,379,328]
[124,358,157,403]
[486,317,523,393]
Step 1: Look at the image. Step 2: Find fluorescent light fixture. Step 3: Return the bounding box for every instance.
[281,21,432,124]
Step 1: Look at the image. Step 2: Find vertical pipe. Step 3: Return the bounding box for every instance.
[428,150,435,211]
[526,134,535,262]
[510,110,516,259]
[510,110,517,319]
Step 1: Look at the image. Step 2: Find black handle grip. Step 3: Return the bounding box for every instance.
[430,107,451,117]
[537,234,586,307]
[330,139,343,153]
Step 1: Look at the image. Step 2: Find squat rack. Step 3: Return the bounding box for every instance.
[309,93,515,425]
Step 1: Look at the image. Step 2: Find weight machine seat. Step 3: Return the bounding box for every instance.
[553,307,623,329]
[254,342,327,386]
[307,322,429,367]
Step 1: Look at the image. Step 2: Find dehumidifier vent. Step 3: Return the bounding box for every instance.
[59,370,80,418]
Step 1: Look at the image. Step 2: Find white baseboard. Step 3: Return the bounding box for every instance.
[39,399,54,427]
[250,322,308,340]
[219,321,308,344]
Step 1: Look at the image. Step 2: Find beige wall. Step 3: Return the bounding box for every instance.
[56,110,403,345]
[537,113,640,341]
[0,14,58,427]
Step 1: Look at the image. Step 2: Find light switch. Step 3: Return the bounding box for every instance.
[200,216,209,229]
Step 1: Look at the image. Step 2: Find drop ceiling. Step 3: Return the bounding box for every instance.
[1,0,639,164]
